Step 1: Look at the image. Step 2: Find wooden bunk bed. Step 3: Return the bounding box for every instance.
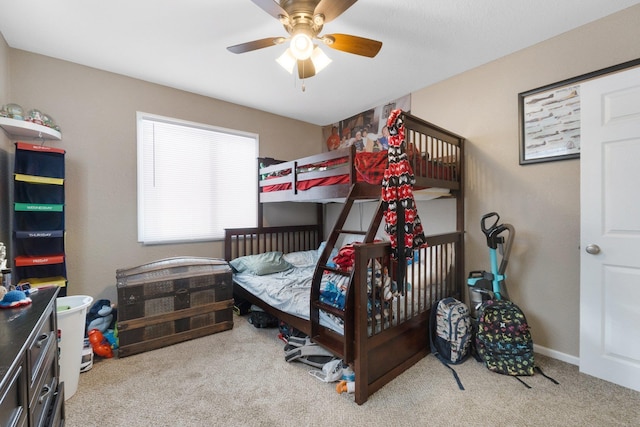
[225,112,465,404]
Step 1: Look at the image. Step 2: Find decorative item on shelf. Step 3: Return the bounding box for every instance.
[4,103,24,120]
[42,112,61,131]
[26,109,45,126]
[0,105,7,118]
[0,112,63,140]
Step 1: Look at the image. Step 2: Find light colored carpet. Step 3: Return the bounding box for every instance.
[65,314,640,426]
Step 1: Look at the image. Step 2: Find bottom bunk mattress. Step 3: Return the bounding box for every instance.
[230,247,443,336]
[231,249,344,334]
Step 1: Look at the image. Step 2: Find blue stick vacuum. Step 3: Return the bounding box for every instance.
[467,212,515,319]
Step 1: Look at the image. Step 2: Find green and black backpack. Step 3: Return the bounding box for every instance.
[475,299,559,387]
[476,299,535,375]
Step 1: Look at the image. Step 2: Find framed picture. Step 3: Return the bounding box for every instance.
[518,58,640,165]
[519,80,582,164]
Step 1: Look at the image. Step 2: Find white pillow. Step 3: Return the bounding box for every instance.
[283,250,318,268]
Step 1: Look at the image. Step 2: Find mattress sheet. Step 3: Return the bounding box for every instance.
[233,265,345,334]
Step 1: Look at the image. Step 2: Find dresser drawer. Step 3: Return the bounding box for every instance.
[48,381,65,427]
[0,360,28,427]
[27,312,55,389]
[29,341,57,427]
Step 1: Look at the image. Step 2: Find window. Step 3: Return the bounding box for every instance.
[137,112,258,244]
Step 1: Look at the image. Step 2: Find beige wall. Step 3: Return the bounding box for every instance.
[0,34,7,99]
[1,4,639,360]
[411,5,640,359]
[0,34,11,249]
[2,50,321,302]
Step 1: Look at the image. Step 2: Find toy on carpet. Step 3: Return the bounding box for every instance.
[103,327,118,349]
[85,298,116,334]
[88,329,114,358]
[0,289,32,309]
[336,380,355,394]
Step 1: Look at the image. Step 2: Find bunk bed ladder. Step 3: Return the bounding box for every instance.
[310,183,384,361]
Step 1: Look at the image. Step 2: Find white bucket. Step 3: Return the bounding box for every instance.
[56,295,93,400]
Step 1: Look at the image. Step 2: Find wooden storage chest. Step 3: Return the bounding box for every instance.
[116,257,233,357]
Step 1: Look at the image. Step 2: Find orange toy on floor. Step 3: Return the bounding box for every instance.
[88,329,113,358]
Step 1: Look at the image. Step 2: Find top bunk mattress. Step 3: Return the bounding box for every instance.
[261,149,455,199]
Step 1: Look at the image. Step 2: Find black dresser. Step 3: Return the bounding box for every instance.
[0,286,65,426]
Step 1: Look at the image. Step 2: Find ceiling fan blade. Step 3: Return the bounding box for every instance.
[315,0,358,23]
[227,37,283,54]
[251,0,288,20]
[297,59,316,79]
[323,33,382,58]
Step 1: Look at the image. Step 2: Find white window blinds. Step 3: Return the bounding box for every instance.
[137,113,258,244]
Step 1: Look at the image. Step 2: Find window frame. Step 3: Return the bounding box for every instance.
[136,112,259,245]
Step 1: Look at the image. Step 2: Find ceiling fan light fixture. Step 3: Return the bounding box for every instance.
[277,46,331,77]
[310,46,331,74]
[276,48,297,74]
[290,31,314,60]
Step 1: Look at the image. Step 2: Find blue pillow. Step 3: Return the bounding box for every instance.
[230,252,292,276]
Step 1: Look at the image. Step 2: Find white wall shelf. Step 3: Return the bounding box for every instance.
[0,116,62,140]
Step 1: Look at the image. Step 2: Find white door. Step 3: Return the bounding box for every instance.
[580,64,640,392]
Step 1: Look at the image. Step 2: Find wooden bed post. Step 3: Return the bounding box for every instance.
[316,203,324,241]
[353,244,369,405]
[456,139,466,301]
[257,157,265,228]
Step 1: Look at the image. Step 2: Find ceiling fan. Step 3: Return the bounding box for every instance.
[227,0,383,79]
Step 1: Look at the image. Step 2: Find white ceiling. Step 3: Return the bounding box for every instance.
[1,0,638,126]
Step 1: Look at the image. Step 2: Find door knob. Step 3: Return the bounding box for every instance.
[585,244,601,255]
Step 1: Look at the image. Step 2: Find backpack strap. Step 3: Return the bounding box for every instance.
[514,376,532,389]
[513,367,559,388]
[535,366,560,385]
[429,300,465,390]
[438,357,465,390]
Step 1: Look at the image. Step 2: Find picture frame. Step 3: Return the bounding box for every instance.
[519,78,582,165]
[518,58,640,165]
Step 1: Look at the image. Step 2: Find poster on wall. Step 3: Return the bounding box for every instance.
[323,95,411,152]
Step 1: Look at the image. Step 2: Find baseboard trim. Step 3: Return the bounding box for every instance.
[534,344,579,366]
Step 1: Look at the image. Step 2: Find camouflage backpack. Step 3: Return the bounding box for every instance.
[475,299,535,376]
[429,297,472,390]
